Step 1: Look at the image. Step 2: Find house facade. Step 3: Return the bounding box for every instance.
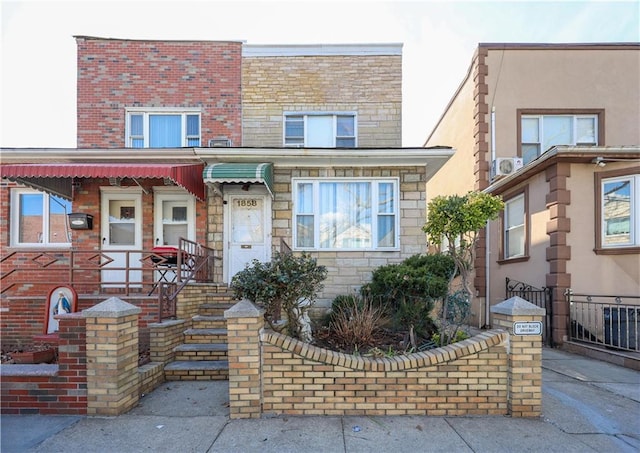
[424,43,640,352]
[1,37,453,344]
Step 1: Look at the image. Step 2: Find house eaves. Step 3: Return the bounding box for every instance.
[195,147,455,181]
[484,145,640,195]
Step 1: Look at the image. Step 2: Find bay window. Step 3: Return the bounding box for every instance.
[294,179,398,250]
[126,108,201,148]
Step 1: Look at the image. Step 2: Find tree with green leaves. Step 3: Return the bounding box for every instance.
[423,191,504,342]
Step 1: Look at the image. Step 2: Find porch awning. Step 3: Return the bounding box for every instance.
[1,163,206,200]
[202,163,274,197]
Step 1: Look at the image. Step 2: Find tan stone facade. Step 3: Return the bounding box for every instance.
[242,45,402,148]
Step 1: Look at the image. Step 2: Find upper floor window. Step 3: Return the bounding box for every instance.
[500,188,528,262]
[126,108,201,148]
[293,178,398,250]
[10,188,72,247]
[284,113,356,148]
[596,171,639,251]
[520,113,598,164]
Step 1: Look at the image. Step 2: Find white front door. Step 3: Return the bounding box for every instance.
[153,190,196,247]
[100,189,143,287]
[225,188,271,282]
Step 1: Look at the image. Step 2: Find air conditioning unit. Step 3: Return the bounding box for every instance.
[491,157,523,178]
[208,138,232,147]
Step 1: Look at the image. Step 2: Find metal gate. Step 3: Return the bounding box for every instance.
[506,278,553,346]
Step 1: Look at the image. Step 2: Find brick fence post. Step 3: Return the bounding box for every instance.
[83,297,142,416]
[224,300,264,419]
[491,296,546,417]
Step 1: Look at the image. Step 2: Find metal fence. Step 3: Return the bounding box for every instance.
[506,278,553,346]
[566,289,639,352]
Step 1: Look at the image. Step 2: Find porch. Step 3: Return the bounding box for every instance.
[0,238,218,347]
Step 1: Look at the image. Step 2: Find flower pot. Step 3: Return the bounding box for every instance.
[11,348,55,364]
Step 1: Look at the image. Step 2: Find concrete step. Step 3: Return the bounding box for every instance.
[184,328,227,344]
[192,315,226,329]
[199,302,235,317]
[164,360,229,381]
[174,343,228,361]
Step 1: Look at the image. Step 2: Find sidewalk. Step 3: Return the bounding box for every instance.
[2,348,639,453]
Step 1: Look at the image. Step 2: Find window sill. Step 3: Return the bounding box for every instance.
[594,246,640,255]
[497,256,530,265]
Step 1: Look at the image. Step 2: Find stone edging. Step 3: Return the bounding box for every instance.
[261,329,508,372]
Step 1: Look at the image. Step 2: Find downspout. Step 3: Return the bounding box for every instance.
[484,107,496,328]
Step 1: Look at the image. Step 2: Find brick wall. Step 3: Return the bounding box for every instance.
[260,330,508,416]
[1,313,87,415]
[242,54,402,148]
[76,37,243,148]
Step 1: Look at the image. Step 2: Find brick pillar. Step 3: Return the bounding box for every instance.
[491,296,545,418]
[224,300,264,419]
[83,297,142,416]
[56,312,88,413]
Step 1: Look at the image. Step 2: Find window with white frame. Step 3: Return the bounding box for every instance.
[10,189,72,246]
[126,109,201,148]
[503,192,526,259]
[600,174,639,248]
[521,114,597,164]
[284,113,356,148]
[294,179,398,250]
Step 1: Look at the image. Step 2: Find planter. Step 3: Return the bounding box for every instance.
[11,348,56,364]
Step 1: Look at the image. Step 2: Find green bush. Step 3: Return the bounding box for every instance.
[231,252,327,341]
[361,254,454,340]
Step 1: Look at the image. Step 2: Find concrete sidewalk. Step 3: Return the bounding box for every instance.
[2,348,639,453]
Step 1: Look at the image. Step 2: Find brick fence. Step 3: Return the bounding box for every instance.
[225,296,545,419]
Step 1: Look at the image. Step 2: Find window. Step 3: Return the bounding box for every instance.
[596,171,640,251]
[521,114,598,164]
[284,113,356,148]
[126,109,200,148]
[10,189,72,246]
[293,179,398,250]
[501,189,528,261]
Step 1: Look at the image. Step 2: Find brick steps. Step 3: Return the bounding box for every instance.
[164,360,229,380]
[164,291,235,381]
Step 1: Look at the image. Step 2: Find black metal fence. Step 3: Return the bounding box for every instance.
[505,278,553,346]
[566,289,639,352]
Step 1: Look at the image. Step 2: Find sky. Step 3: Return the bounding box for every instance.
[1,0,638,148]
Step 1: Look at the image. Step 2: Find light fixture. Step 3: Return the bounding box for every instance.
[592,157,606,167]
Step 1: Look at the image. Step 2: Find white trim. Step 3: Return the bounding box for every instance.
[243,43,403,57]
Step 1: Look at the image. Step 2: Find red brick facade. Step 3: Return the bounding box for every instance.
[76,37,243,148]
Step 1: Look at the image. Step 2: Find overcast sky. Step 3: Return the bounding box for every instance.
[1,0,638,148]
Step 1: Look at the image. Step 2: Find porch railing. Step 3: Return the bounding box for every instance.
[566,289,639,352]
[0,238,216,321]
[506,278,553,346]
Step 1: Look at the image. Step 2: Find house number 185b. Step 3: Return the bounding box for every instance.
[237,199,258,207]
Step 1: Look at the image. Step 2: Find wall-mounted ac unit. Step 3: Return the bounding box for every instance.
[491,157,523,178]
[208,138,232,147]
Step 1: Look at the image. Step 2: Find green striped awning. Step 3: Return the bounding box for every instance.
[203,163,274,197]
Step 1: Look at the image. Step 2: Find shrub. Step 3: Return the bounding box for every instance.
[231,252,328,341]
[328,295,387,353]
[361,254,454,342]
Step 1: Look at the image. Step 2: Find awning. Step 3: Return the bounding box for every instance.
[0,163,206,200]
[203,163,274,198]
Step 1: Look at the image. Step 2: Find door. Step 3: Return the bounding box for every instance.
[226,189,271,282]
[101,189,143,287]
[153,190,196,282]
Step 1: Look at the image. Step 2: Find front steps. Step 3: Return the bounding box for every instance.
[165,298,235,381]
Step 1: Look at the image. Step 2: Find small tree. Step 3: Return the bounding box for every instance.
[230,252,328,342]
[423,191,504,342]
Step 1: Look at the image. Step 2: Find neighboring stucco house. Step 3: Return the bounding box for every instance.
[425,43,640,360]
[0,37,453,344]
